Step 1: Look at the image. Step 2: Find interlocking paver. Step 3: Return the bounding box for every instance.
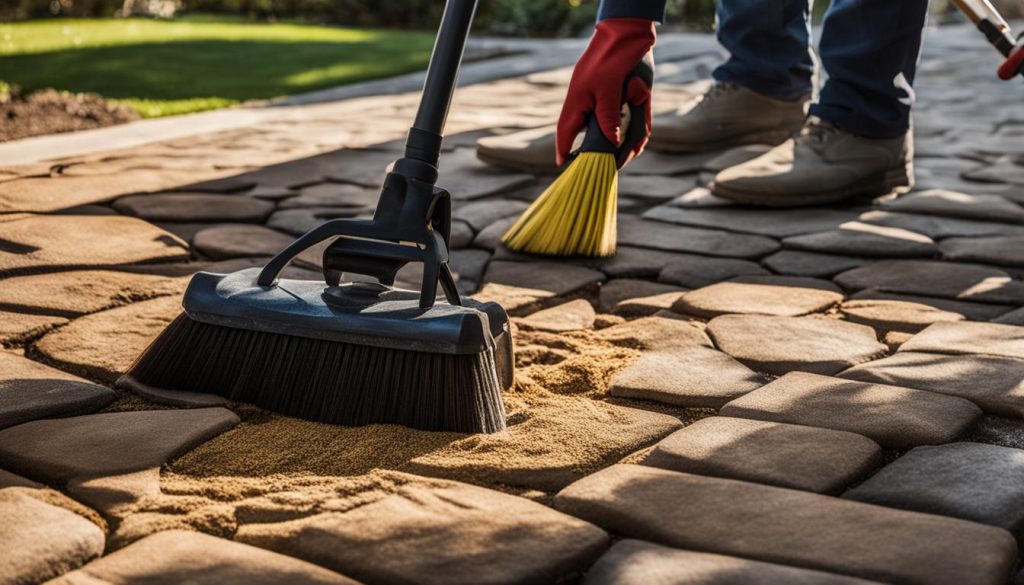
[0,351,115,430]
[644,205,857,238]
[0,408,239,485]
[762,250,868,278]
[880,189,1024,223]
[452,198,530,231]
[0,311,69,347]
[783,222,938,258]
[849,289,1012,321]
[245,482,608,585]
[672,276,844,318]
[657,255,768,288]
[609,346,764,408]
[597,315,711,352]
[483,260,604,297]
[554,464,1017,585]
[518,299,596,332]
[838,299,964,333]
[719,372,981,448]
[278,182,379,209]
[940,235,1024,267]
[598,279,684,312]
[859,209,1024,239]
[112,193,275,223]
[644,417,881,493]
[0,489,105,584]
[50,530,359,585]
[0,269,185,317]
[845,442,1024,535]
[840,351,1024,417]
[899,321,1024,359]
[0,215,188,276]
[834,260,1024,305]
[618,215,780,259]
[583,539,884,585]
[707,315,887,376]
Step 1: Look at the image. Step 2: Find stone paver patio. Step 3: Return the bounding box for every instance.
[3,25,1024,584]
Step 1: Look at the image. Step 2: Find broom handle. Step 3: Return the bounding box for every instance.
[403,0,479,172]
[951,0,1018,56]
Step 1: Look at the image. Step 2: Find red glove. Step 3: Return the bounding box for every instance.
[556,18,657,166]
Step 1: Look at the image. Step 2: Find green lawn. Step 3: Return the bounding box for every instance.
[0,17,436,117]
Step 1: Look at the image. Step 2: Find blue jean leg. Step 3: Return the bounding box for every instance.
[712,0,815,102]
[810,0,930,138]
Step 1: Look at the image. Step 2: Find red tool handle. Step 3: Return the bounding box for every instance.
[998,43,1024,80]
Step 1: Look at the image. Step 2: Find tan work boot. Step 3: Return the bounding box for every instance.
[648,83,809,153]
[711,117,914,206]
[476,126,561,175]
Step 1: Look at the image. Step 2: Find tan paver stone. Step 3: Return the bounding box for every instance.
[583,539,883,585]
[33,295,182,382]
[609,347,764,408]
[0,311,68,347]
[0,489,104,584]
[940,235,1024,267]
[841,351,1024,417]
[720,372,981,448]
[555,465,1017,585]
[845,442,1024,535]
[112,193,274,223]
[0,169,209,213]
[657,255,768,288]
[50,530,358,585]
[246,482,608,585]
[438,148,536,200]
[452,199,530,231]
[619,216,779,259]
[598,279,684,312]
[597,315,711,352]
[644,417,881,494]
[762,250,867,278]
[881,190,1024,223]
[615,291,687,317]
[0,269,186,317]
[279,182,379,209]
[835,260,1024,305]
[0,408,239,485]
[483,260,604,297]
[850,289,1012,321]
[0,351,115,430]
[642,206,856,238]
[706,315,886,376]
[839,299,964,333]
[883,330,914,350]
[518,299,595,332]
[472,281,553,315]
[0,215,188,276]
[673,276,843,318]
[900,321,1024,359]
[783,222,937,258]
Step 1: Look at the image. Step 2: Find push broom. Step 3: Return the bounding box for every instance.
[502,57,654,258]
[119,0,513,434]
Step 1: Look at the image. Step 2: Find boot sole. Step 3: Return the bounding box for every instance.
[649,127,797,154]
[711,162,914,207]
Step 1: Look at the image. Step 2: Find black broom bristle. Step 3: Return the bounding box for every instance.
[124,314,507,434]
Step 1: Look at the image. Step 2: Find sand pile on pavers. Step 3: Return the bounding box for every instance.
[106,326,681,545]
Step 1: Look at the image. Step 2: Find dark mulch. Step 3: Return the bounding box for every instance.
[0,87,140,143]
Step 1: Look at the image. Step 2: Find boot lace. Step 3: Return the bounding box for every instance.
[800,118,840,153]
[696,82,741,109]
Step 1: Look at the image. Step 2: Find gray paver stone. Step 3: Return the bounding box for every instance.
[642,206,857,238]
[0,351,116,430]
[0,408,239,484]
[881,190,1024,223]
[761,250,867,278]
[619,215,779,259]
[838,299,964,333]
[657,255,768,288]
[483,260,604,296]
[940,235,1024,267]
[845,442,1024,534]
[834,260,1024,305]
[113,193,274,222]
[782,223,937,258]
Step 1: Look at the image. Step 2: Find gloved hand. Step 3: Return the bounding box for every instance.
[556,18,657,166]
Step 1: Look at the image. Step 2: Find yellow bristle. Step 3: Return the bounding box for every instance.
[502,152,619,257]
